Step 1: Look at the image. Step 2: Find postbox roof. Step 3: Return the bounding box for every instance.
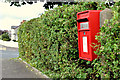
[77,10,101,15]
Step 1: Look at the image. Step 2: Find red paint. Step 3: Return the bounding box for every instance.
[77,10,102,61]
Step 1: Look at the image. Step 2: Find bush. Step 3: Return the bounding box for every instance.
[2,32,11,41]
[92,3,120,78]
[18,2,120,79]
[0,35,2,40]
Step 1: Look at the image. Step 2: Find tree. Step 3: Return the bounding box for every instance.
[2,32,11,41]
[5,0,115,9]
[5,0,77,9]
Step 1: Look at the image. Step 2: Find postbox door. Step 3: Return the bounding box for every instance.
[79,31,91,59]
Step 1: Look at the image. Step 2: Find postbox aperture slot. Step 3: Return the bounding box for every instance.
[77,18,88,22]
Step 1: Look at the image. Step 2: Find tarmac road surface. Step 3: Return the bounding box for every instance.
[0,45,48,79]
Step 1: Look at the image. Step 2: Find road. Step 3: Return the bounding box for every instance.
[0,45,48,79]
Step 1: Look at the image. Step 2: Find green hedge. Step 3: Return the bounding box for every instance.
[18,2,120,79]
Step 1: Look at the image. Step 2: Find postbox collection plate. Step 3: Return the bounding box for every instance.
[80,22,89,29]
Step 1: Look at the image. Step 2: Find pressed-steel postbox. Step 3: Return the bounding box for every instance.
[77,10,102,61]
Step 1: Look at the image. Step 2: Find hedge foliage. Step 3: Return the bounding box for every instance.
[92,3,120,78]
[18,2,120,79]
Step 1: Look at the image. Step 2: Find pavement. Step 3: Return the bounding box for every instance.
[0,44,50,79]
[0,40,18,48]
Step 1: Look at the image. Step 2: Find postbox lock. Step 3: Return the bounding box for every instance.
[84,32,85,35]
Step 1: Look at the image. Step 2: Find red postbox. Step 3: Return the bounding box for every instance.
[77,10,102,61]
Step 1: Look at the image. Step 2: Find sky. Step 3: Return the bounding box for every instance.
[0,1,45,30]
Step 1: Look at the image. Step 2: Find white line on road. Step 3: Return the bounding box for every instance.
[0,47,6,51]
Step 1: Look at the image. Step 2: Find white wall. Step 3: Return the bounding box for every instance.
[11,28,19,41]
[11,29,16,40]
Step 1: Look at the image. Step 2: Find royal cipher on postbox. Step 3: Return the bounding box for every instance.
[77,10,102,61]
